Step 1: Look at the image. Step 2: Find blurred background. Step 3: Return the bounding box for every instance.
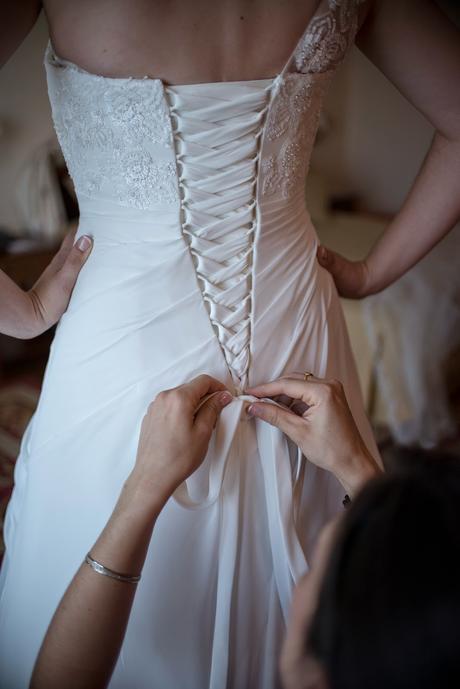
[0,4,459,558]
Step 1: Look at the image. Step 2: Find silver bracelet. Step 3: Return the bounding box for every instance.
[85,553,141,584]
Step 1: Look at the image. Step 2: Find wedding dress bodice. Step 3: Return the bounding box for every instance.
[45,0,365,393]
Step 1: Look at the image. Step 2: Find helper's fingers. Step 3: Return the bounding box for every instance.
[57,235,93,292]
[274,374,314,415]
[194,391,232,437]
[247,401,304,443]
[272,394,295,408]
[271,393,309,418]
[246,376,322,407]
[182,374,228,408]
[289,400,310,416]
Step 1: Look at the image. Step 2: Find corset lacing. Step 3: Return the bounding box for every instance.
[165,81,274,392]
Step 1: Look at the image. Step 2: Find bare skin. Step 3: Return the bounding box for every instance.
[0,231,92,339]
[2,0,459,298]
[2,0,357,83]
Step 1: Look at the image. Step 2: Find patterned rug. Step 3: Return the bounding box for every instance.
[0,381,40,562]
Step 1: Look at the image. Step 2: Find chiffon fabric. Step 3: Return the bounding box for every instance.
[0,2,378,687]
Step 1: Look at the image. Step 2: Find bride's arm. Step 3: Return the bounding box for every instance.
[317,0,460,297]
[0,231,92,339]
[30,376,232,689]
[0,0,42,68]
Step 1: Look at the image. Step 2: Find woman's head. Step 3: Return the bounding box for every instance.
[282,453,460,689]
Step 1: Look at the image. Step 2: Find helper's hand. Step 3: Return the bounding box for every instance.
[131,375,232,507]
[316,245,372,299]
[246,374,381,496]
[28,230,93,334]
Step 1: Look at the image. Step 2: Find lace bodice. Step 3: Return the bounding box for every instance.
[45,0,365,391]
[46,0,364,209]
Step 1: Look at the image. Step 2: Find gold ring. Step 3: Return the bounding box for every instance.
[303,371,314,381]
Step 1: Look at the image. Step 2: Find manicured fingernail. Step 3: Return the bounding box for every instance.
[219,392,232,405]
[318,246,327,262]
[77,235,92,252]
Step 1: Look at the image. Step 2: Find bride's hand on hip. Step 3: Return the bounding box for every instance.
[130,375,232,507]
[28,229,93,334]
[316,245,372,299]
[246,374,381,497]
[0,228,93,339]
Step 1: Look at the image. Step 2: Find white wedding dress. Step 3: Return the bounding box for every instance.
[0,2,378,687]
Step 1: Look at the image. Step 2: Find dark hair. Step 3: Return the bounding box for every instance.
[308,452,460,689]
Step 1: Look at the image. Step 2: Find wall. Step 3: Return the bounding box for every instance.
[314,48,434,214]
[0,14,55,234]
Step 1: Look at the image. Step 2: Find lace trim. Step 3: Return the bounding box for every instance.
[47,59,179,208]
[266,78,314,142]
[45,0,364,209]
[262,142,306,200]
[294,0,366,75]
[261,74,327,199]
[260,0,364,199]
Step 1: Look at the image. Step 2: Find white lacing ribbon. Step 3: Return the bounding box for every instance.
[165,84,272,391]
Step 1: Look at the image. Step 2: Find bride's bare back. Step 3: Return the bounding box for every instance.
[5,0,370,84]
[44,0,331,84]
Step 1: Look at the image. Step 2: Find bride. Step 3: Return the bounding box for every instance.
[1,1,459,687]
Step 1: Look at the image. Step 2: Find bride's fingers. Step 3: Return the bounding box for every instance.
[56,235,93,294]
[45,229,77,274]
